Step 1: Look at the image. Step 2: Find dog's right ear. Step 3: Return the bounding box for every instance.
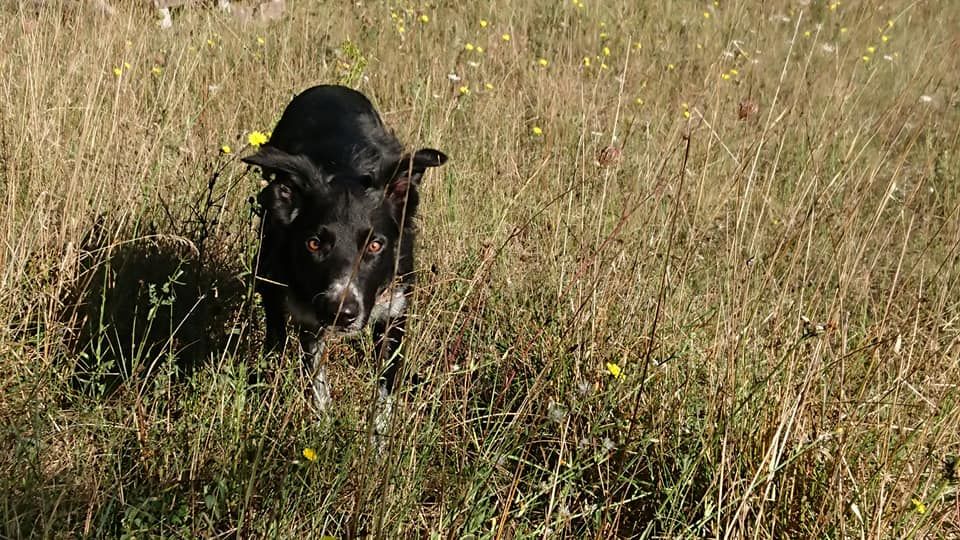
[244,147,320,226]
[242,146,321,190]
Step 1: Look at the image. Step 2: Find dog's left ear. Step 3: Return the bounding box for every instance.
[384,148,448,201]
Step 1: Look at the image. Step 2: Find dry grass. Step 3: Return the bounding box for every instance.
[2,0,960,537]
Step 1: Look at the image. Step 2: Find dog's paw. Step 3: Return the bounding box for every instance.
[310,367,333,416]
[370,386,394,454]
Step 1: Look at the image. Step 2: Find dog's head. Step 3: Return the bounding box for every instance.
[243,146,447,333]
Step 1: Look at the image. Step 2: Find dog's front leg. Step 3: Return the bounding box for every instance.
[373,315,407,397]
[299,330,332,414]
[370,315,406,441]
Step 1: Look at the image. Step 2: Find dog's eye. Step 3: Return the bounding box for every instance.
[306,238,323,253]
[366,240,384,254]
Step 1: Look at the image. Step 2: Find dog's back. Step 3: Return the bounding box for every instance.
[265,85,404,180]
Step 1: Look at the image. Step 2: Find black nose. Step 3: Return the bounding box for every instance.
[328,295,360,326]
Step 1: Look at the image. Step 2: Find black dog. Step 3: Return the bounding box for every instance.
[242,85,447,414]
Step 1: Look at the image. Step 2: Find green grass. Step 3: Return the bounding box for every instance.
[2,0,959,537]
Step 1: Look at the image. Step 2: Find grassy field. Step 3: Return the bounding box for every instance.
[2,0,960,537]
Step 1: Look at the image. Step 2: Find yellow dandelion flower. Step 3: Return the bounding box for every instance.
[501,33,511,41]
[602,46,611,56]
[397,25,405,34]
[866,45,876,53]
[634,41,642,50]
[123,62,131,69]
[248,131,269,147]
[220,144,232,155]
[256,36,265,46]
[538,57,548,67]
[150,66,162,75]
[484,82,494,90]
[206,39,215,47]
[583,56,591,67]
[721,73,731,80]
[829,2,839,11]
[476,46,484,53]
[729,68,739,75]
[606,362,622,378]
[600,63,608,70]
[667,63,675,70]
[112,66,122,77]
[840,27,848,33]
[911,498,926,514]
[458,85,470,95]
[881,35,889,43]
[635,97,644,105]
[703,11,710,19]
[302,447,318,462]
[479,19,488,28]
[464,42,475,51]
[887,19,894,28]
[531,126,543,136]
[599,21,606,28]
[862,55,871,62]
[418,14,429,23]
[599,32,608,40]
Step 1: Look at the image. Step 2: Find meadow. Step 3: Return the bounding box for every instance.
[2,0,959,537]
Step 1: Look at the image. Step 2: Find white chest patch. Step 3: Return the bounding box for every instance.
[369,287,408,323]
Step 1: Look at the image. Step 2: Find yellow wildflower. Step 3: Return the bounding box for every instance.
[862,55,871,62]
[703,11,710,19]
[464,42,475,51]
[480,19,488,28]
[531,126,543,136]
[501,33,511,41]
[602,46,611,56]
[484,82,494,90]
[911,498,926,514]
[112,66,122,77]
[881,35,889,43]
[476,46,484,53]
[302,447,318,462]
[866,45,876,53]
[538,58,548,67]
[606,362,622,378]
[220,145,232,155]
[150,66,162,76]
[418,14,429,23]
[583,56,591,67]
[458,85,470,95]
[256,36,265,46]
[247,131,269,147]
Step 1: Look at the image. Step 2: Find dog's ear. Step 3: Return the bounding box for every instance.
[384,148,448,202]
[256,182,301,226]
[242,146,324,189]
[244,147,321,226]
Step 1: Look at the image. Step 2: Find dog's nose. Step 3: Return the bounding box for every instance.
[329,295,360,326]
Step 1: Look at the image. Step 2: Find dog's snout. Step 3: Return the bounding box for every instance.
[337,295,360,325]
[326,294,360,326]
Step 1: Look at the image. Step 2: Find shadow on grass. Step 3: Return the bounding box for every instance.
[62,228,250,395]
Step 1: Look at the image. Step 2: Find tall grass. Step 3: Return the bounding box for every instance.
[2,0,959,537]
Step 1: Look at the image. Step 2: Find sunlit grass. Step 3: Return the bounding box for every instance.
[1,0,958,537]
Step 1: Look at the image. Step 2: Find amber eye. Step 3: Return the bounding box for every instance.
[306,238,322,253]
[367,240,384,254]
